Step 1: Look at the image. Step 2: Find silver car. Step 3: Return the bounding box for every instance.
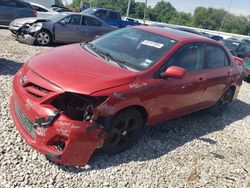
[29,2,57,19]
[14,12,117,46]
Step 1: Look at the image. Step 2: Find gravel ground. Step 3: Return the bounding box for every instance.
[0,28,250,188]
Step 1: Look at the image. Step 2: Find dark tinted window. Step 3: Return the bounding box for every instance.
[94,10,108,19]
[167,44,202,71]
[205,45,229,68]
[110,11,119,20]
[84,16,102,27]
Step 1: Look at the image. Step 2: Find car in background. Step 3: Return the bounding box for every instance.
[220,39,250,58]
[151,23,223,41]
[29,2,57,19]
[10,26,244,166]
[51,6,72,13]
[82,8,140,28]
[220,39,250,82]
[14,12,117,46]
[0,0,36,26]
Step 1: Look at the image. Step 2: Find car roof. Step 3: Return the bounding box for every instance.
[134,26,217,43]
[88,7,116,12]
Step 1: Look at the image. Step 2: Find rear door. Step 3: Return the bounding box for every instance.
[80,16,103,42]
[153,43,207,121]
[198,44,232,107]
[54,15,82,43]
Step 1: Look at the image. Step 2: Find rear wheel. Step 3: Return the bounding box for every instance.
[101,109,144,154]
[210,88,234,115]
[36,30,52,46]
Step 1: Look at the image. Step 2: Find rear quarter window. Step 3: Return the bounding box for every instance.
[205,45,230,68]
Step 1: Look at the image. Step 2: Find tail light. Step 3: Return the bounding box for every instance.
[32,10,37,16]
[233,56,244,64]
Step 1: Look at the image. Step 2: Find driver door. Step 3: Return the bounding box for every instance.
[153,43,206,121]
[54,15,82,43]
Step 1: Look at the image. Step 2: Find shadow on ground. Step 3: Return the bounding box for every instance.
[0,58,23,76]
[54,99,250,173]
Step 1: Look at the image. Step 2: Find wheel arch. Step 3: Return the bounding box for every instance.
[114,105,149,126]
[36,28,53,41]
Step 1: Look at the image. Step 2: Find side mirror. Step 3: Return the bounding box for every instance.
[59,20,66,25]
[161,66,186,79]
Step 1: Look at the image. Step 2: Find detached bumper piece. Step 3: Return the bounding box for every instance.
[10,96,107,166]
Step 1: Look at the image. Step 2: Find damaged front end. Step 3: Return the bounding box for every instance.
[15,22,43,45]
[10,69,114,166]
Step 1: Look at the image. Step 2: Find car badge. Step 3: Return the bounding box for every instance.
[20,76,26,85]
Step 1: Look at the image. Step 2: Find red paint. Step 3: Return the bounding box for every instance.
[164,66,186,79]
[10,26,244,166]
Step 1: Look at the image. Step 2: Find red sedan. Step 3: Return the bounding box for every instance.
[10,26,244,166]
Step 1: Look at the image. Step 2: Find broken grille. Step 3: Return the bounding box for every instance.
[14,101,36,138]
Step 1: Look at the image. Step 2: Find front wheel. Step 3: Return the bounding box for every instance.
[35,30,52,46]
[101,109,144,154]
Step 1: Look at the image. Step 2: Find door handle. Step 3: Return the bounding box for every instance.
[198,77,205,81]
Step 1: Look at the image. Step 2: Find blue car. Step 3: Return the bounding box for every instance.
[82,8,141,28]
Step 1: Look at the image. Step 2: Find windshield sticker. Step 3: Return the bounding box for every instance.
[233,42,240,45]
[141,40,164,49]
[140,62,150,68]
[170,40,176,43]
[145,59,153,64]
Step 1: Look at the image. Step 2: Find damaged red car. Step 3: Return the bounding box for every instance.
[10,26,244,166]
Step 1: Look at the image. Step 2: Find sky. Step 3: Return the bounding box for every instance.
[64,0,250,16]
[136,0,250,16]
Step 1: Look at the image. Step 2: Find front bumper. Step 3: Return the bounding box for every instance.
[16,34,36,45]
[10,69,105,166]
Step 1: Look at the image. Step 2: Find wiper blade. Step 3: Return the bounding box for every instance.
[86,43,128,70]
[97,50,128,70]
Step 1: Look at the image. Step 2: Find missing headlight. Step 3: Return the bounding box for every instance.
[52,93,107,121]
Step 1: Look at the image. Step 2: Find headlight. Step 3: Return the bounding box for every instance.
[28,22,42,32]
[51,92,108,121]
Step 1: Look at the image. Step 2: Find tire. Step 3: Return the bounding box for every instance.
[209,88,234,116]
[35,30,52,46]
[244,76,250,83]
[101,109,144,154]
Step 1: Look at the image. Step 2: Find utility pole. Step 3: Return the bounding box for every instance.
[219,0,233,31]
[126,0,131,17]
[143,0,148,24]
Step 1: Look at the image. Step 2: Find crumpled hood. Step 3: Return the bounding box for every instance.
[28,44,137,95]
[11,17,47,26]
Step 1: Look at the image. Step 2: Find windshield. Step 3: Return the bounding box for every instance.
[48,13,68,22]
[90,28,177,71]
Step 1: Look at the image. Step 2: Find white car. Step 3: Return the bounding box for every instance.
[29,2,57,19]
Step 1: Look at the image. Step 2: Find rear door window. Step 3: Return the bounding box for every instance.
[31,5,48,12]
[205,45,229,68]
[62,15,81,25]
[167,44,203,71]
[84,16,102,27]
[94,10,108,20]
